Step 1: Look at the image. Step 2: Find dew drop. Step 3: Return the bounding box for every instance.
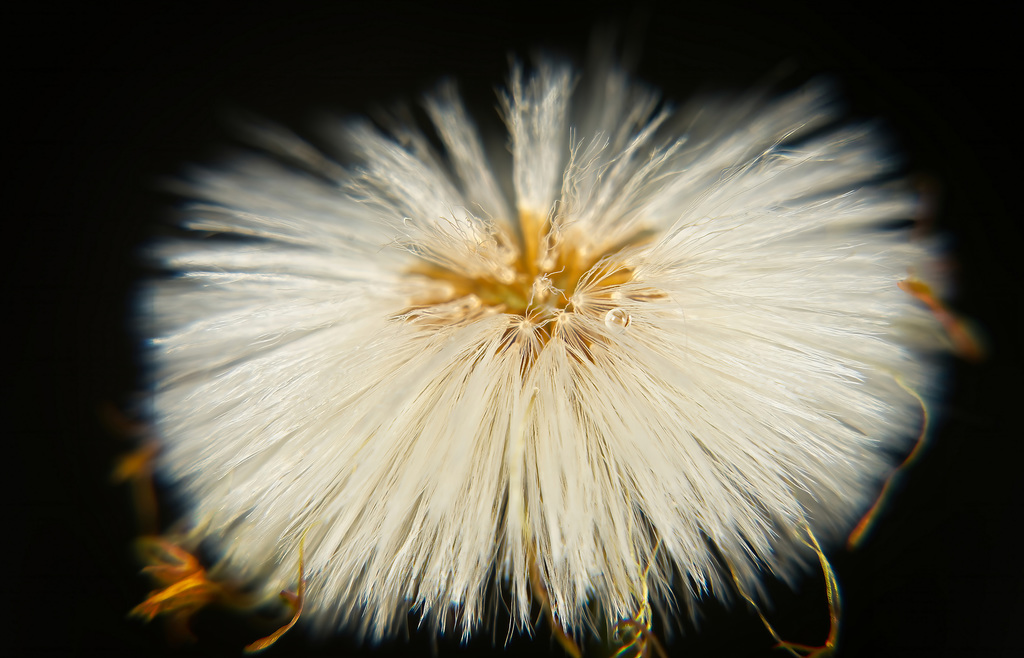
[604,307,631,334]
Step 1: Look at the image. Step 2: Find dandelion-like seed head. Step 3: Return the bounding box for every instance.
[140,53,945,649]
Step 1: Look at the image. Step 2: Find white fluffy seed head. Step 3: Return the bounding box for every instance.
[141,56,945,642]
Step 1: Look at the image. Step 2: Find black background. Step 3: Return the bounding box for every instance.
[11,1,1021,656]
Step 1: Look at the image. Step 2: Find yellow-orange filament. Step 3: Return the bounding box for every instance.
[848,375,930,549]
[723,523,840,658]
[112,441,160,534]
[244,535,307,653]
[130,538,225,641]
[528,547,582,658]
[898,278,984,362]
[612,537,668,658]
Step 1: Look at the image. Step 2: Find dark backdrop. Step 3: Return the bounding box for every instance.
[11,2,1019,656]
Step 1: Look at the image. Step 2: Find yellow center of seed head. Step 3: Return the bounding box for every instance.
[401,211,642,344]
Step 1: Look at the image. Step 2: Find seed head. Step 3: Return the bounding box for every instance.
[141,56,945,645]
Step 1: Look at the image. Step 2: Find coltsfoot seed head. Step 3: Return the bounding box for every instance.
[139,55,945,646]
